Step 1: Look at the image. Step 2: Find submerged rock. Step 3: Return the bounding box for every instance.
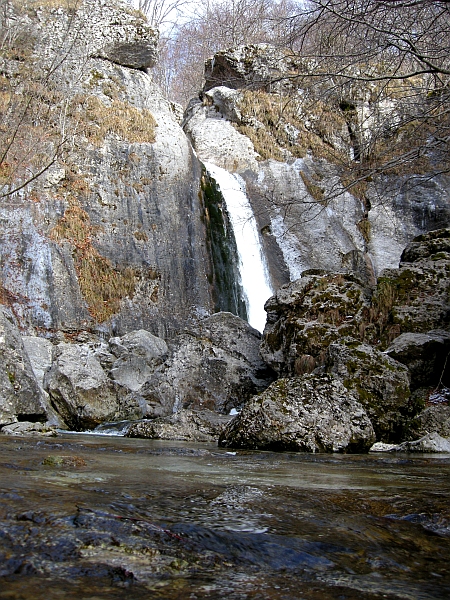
[126,408,232,442]
[219,374,375,453]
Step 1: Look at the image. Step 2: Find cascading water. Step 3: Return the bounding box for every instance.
[204,162,273,332]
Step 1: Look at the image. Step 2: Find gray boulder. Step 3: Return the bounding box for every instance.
[326,339,412,442]
[0,308,46,426]
[377,228,450,338]
[219,374,375,453]
[44,343,120,430]
[261,272,372,376]
[130,312,274,417]
[395,432,450,453]
[406,404,450,440]
[109,329,168,392]
[126,408,232,442]
[385,331,450,391]
[204,44,300,92]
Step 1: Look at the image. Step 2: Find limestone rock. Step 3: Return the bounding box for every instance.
[39,0,159,71]
[1,0,214,340]
[204,44,300,92]
[126,408,232,442]
[0,308,46,426]
[395,432,450,453]
[377,228,450,336]
[183,96,259,172]
[261,272,372,376]
[219,374,375,453]
[130,312,274,417]
[385,331,450,391]
[406,405,450,440]
[21,337,53,388]
[44,343,119,430]
[109,329,168,391]
[326,339,412,442]
[0,421,57,437]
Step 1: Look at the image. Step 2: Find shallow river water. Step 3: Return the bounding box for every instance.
[0,433,449,599]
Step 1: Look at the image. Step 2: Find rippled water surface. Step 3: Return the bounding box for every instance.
[0,434,449,599]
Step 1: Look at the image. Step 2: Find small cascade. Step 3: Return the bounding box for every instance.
[204,162,273,332]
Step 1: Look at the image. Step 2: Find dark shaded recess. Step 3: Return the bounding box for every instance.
[201,168,247,320]
[17,413,46,423]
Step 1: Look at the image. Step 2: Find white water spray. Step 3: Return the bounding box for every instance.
[204,162,273,332]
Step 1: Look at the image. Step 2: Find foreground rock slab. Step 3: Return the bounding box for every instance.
[219,374,375,453]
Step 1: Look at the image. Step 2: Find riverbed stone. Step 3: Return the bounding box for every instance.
[218,374,375,453]
[326,338,412,442]
[126,408,233,442]
[0,308,47,426]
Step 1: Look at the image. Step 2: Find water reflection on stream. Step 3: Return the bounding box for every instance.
[0,433,449,599]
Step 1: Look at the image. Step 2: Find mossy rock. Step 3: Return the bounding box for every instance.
[219,374,375,453]
[326,339,413,443]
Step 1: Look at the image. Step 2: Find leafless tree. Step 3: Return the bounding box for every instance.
[282,0,450,191]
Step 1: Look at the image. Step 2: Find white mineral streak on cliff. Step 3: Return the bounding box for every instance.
[204,162,273,332]
[270,215,305,281]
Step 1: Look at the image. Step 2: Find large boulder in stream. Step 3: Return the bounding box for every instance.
[108,329,169,391]
[129,312,275,416]
[0,308,47,426]
[44,343,121,430]
[260,272,372,376]
[325,339,413,443]
[219,374,375,453]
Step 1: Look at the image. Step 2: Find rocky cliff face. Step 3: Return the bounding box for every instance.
[184,44,450,290]
[0,0,215,340]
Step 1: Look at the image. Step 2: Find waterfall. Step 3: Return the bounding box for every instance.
[204,162,273,332]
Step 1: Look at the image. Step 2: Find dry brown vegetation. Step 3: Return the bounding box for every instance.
[235,89,348,163]
[70,96,158,146]
[50,190,138,322]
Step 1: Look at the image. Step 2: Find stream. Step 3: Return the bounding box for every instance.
[0,433,449,599]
